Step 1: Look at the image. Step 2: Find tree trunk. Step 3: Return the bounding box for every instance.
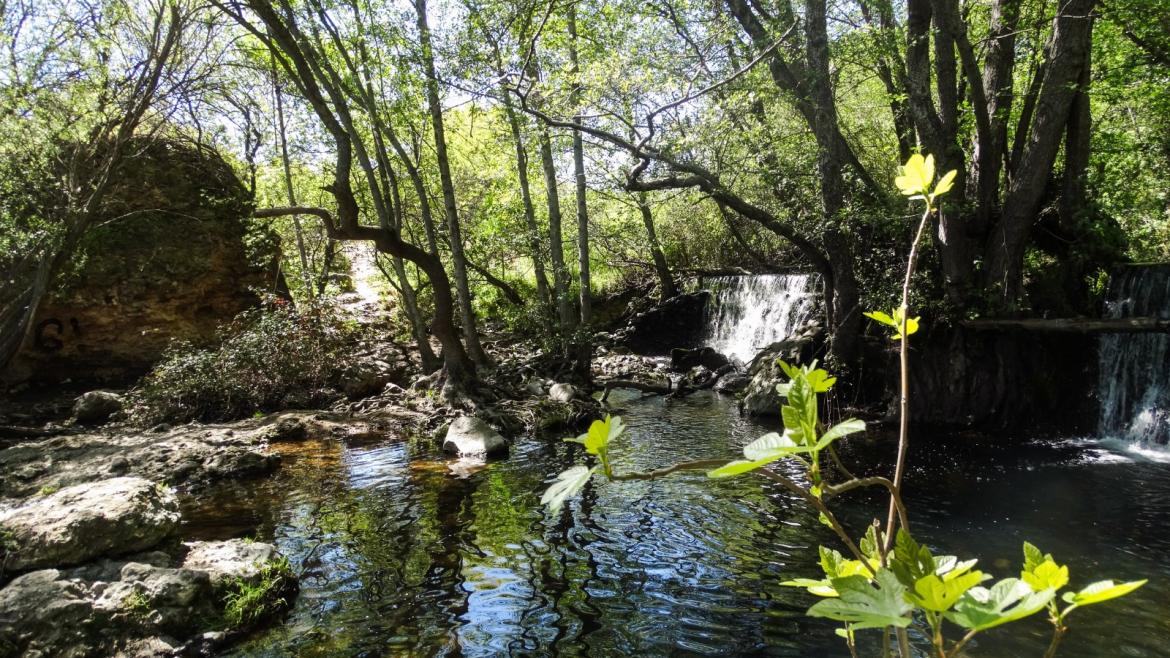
[274,71,315,301]
[500,85,553,317]
[984,0,1097,304]
[414,0,488,365]
[567,4,592,329]
[973,0,1021,234]
[538,125,576,337]
[806,0,861,369]
[637,193,677,300]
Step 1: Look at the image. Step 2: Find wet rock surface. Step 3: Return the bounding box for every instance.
[442,416,508,458]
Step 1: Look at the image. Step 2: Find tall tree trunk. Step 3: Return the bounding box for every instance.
[414,0,488,365]
[538,125,576,336]
[1061,46,1093,222]
[805,0,861,368]
[500,86,553,316]
[973,0,1021,234]
[274,69,314,301]
[567,4,592,329]
[637,193,677,300]
[984,0,1097,305]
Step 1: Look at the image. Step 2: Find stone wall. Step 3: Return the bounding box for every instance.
[4,138,281,384]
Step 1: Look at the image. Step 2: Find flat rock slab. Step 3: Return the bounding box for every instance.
[442,416,508,458]
[182,539,278,588]
[0,476,180,572]
[0,422,281,498]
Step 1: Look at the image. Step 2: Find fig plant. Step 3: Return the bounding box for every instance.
[540,154,1145,657]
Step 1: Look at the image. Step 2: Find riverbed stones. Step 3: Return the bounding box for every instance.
[670,347,730,372]
[72,390,125,425]
[0,540,294,658]
[442,416,507,458]
[0,477,180,572]
[548,383,577,403]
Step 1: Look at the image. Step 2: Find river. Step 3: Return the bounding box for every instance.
[181,388,1169,657]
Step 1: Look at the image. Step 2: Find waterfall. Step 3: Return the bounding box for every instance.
[1098,265,1170,444]
[702,274,820,363]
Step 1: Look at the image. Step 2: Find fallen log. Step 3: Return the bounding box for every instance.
[961,317,1170,334]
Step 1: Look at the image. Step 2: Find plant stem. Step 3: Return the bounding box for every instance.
[948,629,979,657]
[1043,624,1067,658]
[824,476,911,534]
[755,469,872,573]
[608,459,728,481]
[885,205,933,549]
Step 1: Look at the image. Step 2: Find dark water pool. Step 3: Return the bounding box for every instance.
[184,390,1170,657]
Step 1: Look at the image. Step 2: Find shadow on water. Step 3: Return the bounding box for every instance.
[184,390,1170,657]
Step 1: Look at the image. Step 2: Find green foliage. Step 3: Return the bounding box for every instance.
[222,556,294,629]
[136,301,363,423]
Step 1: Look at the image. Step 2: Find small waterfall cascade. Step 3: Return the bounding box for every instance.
[1098,265,1170,444]
[702,274,820,363]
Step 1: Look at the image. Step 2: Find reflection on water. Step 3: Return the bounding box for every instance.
[185,391,1170,657]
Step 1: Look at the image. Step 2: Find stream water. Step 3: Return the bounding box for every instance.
[183,389,1170,657]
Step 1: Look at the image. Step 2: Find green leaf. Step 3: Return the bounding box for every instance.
[863,310,897,327]
[808,571,913,630]
[1062,580,1147,607]
[707,458,774,479]
[907,571,986,612]
[947,578,1055,631]
[540,465,597,513]
[781,577,840,597]
[931,169,958,199]
[821,418,866,443]
[1022,542,1048,573]
[1022,559,1070,592]
[743,431,815,461]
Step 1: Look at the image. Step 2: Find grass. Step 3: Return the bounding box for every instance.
[222,556,294,628]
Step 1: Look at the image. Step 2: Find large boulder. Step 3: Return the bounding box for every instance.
[0,477,180,572]
[740,328,823,416]
[3,138,282,385]
[182,539,280,588]
[670,346,730,372]
[442,416,508,458]
[72,390,124,425]
[0,473,180,571]
[623,291,710,355]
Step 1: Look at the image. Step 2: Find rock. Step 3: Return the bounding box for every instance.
[741,331,822,416]
[670,347,730,372]
[3,138,281,385]
[683,366,716,389]
[548,383,577,403]
[338,361,388,400]
[442,416,508,458]
[182,539,278,588]
[0,423,280,498]
[623,291,710,355]
[0,477,180,572]
[0,540,295,658]
[257,416,308,442]
[524,379,546,396]
[715,374,751,395]
[72,390,124,425]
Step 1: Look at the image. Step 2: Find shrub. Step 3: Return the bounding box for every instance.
[136,299,362,423]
